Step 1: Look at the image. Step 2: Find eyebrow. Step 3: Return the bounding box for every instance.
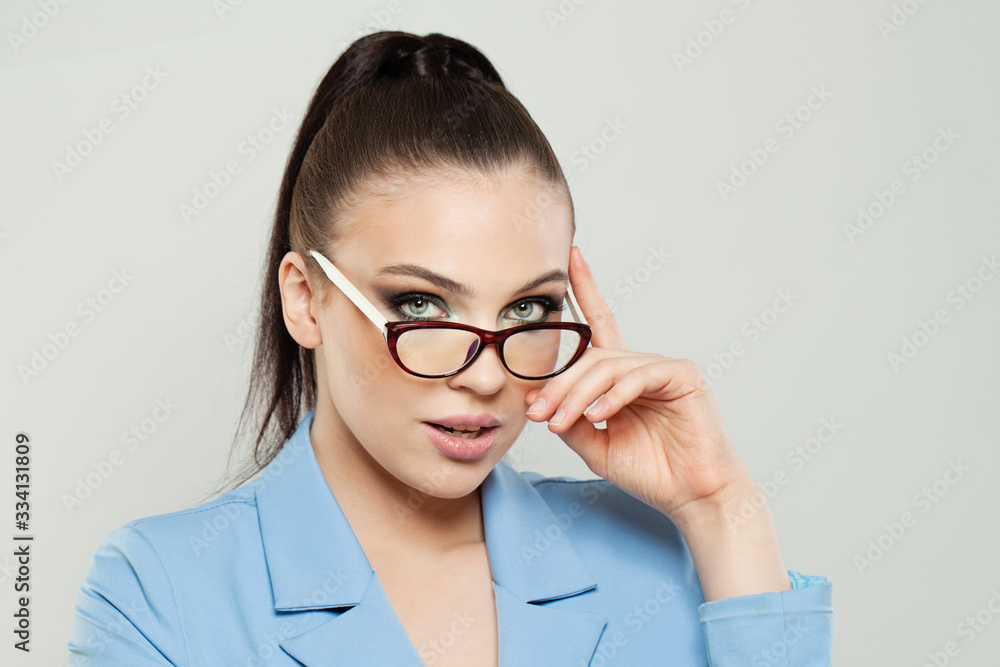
[374,264,569,298]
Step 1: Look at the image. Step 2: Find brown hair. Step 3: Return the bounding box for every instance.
[215,30,573,494]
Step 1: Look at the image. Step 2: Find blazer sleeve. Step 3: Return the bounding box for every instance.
[697,569,833,666]
[67,524,187,666]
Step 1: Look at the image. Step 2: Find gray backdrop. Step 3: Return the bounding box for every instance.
[1,0,998,664]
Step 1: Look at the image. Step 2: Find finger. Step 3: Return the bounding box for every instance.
[523,347,619,408]
[554,411,610,480]
[581,364,657,424]
[585,358,704,420]
[526,353,646,428]
[527,355,698,431]
[570,245,627,350]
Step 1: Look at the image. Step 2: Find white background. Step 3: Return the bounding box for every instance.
[1,0,998,664]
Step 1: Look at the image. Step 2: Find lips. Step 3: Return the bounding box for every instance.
[425,414,502,429]
[427,423,496,438]
[423,421,499,459]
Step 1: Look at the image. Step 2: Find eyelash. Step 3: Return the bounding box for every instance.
[385,291,567,323]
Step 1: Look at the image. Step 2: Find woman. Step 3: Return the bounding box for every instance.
[69,31,832,665]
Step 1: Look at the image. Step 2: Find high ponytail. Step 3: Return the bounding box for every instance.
[214,31,573,494]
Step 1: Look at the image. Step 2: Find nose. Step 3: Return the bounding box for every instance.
[445,340,507,395]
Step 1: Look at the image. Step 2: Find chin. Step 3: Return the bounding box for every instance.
[398,453,499,499]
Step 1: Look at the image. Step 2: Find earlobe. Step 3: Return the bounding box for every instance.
[278,252,323,349]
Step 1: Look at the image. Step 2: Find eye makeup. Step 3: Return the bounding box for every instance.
[379,289,567,324]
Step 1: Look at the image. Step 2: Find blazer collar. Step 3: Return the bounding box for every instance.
[254,410,606,666]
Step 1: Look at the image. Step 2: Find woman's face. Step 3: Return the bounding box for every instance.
[311,166,574,500]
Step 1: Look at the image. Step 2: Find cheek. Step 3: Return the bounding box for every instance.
[324,306,396,387]
[329,324,420,426]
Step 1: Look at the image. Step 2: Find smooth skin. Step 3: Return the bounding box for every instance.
[277,166,789,665]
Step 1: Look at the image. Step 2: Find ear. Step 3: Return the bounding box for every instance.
[278,251,323,349]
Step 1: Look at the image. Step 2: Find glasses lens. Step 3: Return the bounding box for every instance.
[395,326,583,378]
[396,327,482,377]
[504,327,582,378]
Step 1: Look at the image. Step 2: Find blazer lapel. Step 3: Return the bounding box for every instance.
[280,572,426,666]
[254,415,421,665]
[255,411,606,666]
[493,582,608,665]
[481,460,608,665]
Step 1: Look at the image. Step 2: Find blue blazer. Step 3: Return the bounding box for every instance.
[69,410,832,665]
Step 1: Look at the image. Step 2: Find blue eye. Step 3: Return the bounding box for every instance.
[385,292,567,324]
[504,297,565,323]
[389,293,449,320]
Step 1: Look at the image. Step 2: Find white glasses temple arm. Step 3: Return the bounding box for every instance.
[308,250,389,331]
[563,280,586,326]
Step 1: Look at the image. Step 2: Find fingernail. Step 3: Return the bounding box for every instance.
[550,408,565,425]
[527,396,546,415]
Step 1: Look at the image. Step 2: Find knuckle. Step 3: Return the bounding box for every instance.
[679,358,707,383]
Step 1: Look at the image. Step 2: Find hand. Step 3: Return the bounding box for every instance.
[525,246,757,527]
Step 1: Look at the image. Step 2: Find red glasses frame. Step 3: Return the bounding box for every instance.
[385,320,593,380]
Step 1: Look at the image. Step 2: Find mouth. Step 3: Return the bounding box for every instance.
[426,423,498,439]
[422,422,500,459]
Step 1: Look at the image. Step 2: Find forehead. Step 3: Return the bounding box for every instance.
[337,168,573,293]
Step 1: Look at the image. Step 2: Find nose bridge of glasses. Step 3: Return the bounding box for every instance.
[471,330,503,360]
[472,325,542,373]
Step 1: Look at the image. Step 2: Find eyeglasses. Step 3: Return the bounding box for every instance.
[307,249,592,380]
